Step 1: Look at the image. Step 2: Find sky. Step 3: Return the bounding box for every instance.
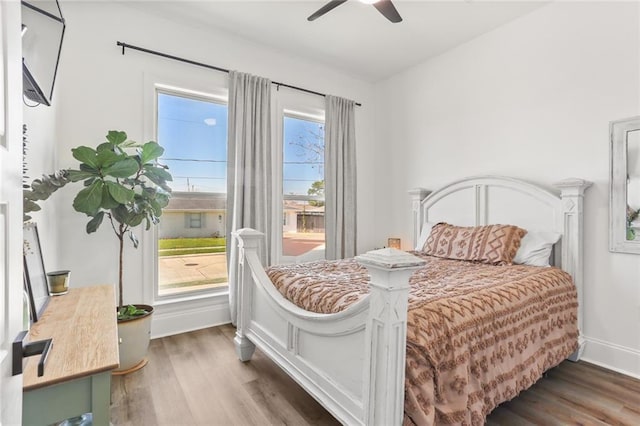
[157,92,324,196]
[283,116,324,195]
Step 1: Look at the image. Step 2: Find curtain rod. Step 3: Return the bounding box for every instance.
[116,41,362,107]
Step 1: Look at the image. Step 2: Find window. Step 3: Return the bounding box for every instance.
[187,213,203,229]
[282,114,325,260]
[156,89,228,297]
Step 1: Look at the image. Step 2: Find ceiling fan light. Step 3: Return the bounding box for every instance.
[360,0,379,4]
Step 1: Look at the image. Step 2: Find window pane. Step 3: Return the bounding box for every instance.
[283,116,325,258]
[188,213,202,228]
[157,92,228,296]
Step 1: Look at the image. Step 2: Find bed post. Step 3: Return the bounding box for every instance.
[409,188,431,249]
[232,228,262,362]
[356,249,426,426]
[553,178,592,361]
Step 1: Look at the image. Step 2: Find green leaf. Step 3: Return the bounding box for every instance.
[96,142,113,152]
[111,205,130,225]
[72,146,98,169]
[119,140,140,149]
[86,211,105,233]
[96,149,121,169]
[79,163,98,173]
[100,186,120,209]
[140,186,156,198]
[140,142,164,164]
[24,199,41,212]
[73,181,104,215]
[105,181,135,204]
[155,192,170,209]
[128,211,145,227]
[117,304,147,320]
[149,199,162,216]
[103,158,139,178]
[144,164,173,181]
[106,130,127,145]
[143,167,173,192]
[68,169,98,182]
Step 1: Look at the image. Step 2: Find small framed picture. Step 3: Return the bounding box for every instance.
[387,238,401,249]
[23,223,49,322]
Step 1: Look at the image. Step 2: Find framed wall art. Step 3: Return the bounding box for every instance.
[23,222,49,321]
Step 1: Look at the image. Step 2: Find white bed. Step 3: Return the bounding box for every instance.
[231,175,591,425]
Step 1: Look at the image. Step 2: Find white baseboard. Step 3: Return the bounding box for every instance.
[150,293,231,339]
[582,336,640,380]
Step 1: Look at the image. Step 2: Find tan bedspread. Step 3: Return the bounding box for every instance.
[266,254,578,426]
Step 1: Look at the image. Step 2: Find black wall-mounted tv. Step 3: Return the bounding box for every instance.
[21,0,65,106]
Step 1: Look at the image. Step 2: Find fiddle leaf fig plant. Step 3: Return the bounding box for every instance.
[67,131,172,319]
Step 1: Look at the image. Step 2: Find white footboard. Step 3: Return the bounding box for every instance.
[232,228,425,426]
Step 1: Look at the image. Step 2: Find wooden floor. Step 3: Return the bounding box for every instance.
[111,325,640,425]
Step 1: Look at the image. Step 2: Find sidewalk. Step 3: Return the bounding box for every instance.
[158,252,228,292]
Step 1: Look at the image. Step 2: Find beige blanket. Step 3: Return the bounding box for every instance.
[267,254,578,425]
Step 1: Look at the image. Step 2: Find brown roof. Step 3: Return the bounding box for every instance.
[164,191,226,211]
[283,200,324,213]
[164,193,324,213]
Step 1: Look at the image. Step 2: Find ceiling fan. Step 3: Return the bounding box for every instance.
[308,0,403,23]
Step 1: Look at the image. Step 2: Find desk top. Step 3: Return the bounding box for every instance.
[23,285,120,391]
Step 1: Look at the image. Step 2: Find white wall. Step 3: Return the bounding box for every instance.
[374,1,640,378]
[48,2,376,332]
[23,103,60,272]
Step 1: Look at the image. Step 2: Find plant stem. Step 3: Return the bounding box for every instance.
[118,223,125,309]
[107,212,118,236]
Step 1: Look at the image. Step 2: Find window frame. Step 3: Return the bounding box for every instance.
[187,212,203,229]
[274,92,325,265]
[145,77,230,303]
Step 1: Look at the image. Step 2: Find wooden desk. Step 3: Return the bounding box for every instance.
[23,285,119,426]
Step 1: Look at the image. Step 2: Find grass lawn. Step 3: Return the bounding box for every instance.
[158,237,226,256]
[159,237,226,249]
[159,277,228,291]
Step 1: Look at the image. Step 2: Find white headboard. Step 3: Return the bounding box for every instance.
[409,176,592,358]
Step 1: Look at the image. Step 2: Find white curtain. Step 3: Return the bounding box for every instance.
[226,70,272,325]
[324,95,357,260]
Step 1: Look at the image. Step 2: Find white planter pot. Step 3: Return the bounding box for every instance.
[114,304,153,373]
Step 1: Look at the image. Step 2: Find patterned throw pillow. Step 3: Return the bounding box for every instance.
[423,223,527,265]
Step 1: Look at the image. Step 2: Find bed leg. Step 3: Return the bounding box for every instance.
[357,249,425,426]
[232,228,264,363]
[234,333,256,362]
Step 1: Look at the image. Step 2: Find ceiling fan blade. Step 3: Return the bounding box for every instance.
[373,0,402,23]
[308,0,348,21]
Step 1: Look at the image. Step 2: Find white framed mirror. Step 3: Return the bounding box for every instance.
[610,116,640,254]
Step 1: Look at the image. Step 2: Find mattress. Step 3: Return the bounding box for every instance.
[266,253,578,425]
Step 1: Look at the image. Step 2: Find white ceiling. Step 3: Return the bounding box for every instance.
[127,1,546,82]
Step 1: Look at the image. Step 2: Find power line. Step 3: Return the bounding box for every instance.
[173,176,226,180]
[164,158,227,163]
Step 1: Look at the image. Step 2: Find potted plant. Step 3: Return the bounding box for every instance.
[65,130,172,373]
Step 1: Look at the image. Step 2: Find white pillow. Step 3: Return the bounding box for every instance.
[415,222,436,251]
[513,230,561,267]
